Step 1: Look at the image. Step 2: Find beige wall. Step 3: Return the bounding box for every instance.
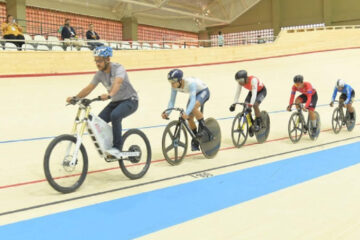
[207,0,360,36]
[1,27,360,75]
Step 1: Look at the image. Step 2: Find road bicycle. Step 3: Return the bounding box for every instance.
[230,102,270,148]
[331,100,356,133]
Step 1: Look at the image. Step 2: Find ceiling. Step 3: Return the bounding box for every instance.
[26,0,262,31]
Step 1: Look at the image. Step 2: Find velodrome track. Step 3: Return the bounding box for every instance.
[0,47,360,239]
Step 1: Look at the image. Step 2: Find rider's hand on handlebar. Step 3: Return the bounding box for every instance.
[330,101,334,107]
[229,104,235,112]
[100,94,111,101]
[66,96,73,103]
[161,112,169,119]
[287,105,292,111]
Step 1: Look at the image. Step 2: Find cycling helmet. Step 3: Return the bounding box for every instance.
[336,79,345,88]
[293,75,303,83]
[235,70,248,84]
[167,69,183,83]
[93,46,113,57]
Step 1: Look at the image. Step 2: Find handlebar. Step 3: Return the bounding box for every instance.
[162,107,185,120]
[67,96,111,107]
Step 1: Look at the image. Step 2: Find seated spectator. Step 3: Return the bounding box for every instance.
[86,23,104,50]
[1,15,25,50]
[257,35,265,44]
[61,19,81,50]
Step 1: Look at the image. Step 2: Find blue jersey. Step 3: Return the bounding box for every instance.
[331,84,353,104]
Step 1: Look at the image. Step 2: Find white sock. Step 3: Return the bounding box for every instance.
[311,120,317,128]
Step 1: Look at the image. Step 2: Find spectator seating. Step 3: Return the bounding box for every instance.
[142,42,152,50]
[4,42,18,51]
[52,45,64,51]
[132,42,141,50]
[22,44,35,51]
[48,36,62,46]
[37,45,49,51]
[33,35,47,45]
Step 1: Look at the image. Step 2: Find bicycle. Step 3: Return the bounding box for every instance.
[230,102,270,148]
[331,100,356,133]
[43,97,151,193]
[287,103,320,143]
[161,107,221,165]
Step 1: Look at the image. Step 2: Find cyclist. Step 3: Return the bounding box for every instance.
[66,46,138,157]
[229,70,267,132]
[330,79,355,123]
[287,75,318,133]
[161,69,210,151]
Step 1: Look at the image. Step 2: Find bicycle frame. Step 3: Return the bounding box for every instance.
[67,98,140,165]
[165,108,197,140]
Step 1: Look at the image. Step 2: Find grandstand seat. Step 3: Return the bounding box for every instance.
[172,44,180,49]
[33,35,47,45]
[51,45,64,51]
[66,46,78,51]
[4,42,18,51]
[80,47,91,51]
[23,34,34,44]
[142,42,152,50]
[22,44,35,51]
[164,44,171,49]
[37,45,49,51]
[152,43,161,49]
[120,42,131,50]
[131,42,141,50]
[47,36,62,46]
[109,42,118,49]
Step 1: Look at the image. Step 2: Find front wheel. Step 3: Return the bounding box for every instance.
[231,112,249,148]
[331,107,342,134]
[162,120,188,165]
[288,112,303,143]
[119,129,152,179]
[44,134,88,193]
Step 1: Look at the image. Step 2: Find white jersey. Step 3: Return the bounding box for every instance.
[175,77,207,94]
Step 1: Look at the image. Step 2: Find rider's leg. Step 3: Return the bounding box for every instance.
[108,99,138,152]
[253,103,261,131]
[188,114,200,151]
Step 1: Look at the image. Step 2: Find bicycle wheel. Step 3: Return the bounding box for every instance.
[345,108,356,131]
[162,120,188,165]
[44,134,88,193]
[231,112,249,148]
[199,118,221,159]
[119,129,152,180]
[309,111,321,140]
[331,107,342,134]
[255,111,270,144]
[288,112,303,143]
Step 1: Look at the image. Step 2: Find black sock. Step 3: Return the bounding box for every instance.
[192,128,198,135]
[198,118,205,129]
[350,112,354,119]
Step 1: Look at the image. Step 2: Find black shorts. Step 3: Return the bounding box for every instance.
[297,91,318,110]
[245,87,267,105]
[340,90,355,104]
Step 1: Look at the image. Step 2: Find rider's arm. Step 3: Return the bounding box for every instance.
[249,78,258,105]
[75,83,96,98]
[166,89,177,115]
[289,85,296,106]
[109,77,123,97]
[344,85,352,104]
[185,82,197,115]
[304,82,313,109]
[331,87,338,102]
[233,84,242,104]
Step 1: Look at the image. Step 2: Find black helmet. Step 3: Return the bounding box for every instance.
[293,75,303,83]
[235,70,248,84]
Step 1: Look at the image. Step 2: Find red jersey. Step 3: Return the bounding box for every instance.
[243,76,264,92]
[289,82,316,108]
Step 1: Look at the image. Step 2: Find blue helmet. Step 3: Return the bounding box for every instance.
[167,69,183,83]
[94,46,113,57]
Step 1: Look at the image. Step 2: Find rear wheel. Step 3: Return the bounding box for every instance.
[255,111,270,143]
[309,111,321,140]
[44,134,88,193]
[119,129,151,179]
[345,108,356,131]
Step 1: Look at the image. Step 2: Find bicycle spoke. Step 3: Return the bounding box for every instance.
[165,144,174,153]
[166,129,175,140]
[178,141,186,148]
[174,146,178,161]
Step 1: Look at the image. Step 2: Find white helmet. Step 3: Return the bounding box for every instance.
[336,79,345,88]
